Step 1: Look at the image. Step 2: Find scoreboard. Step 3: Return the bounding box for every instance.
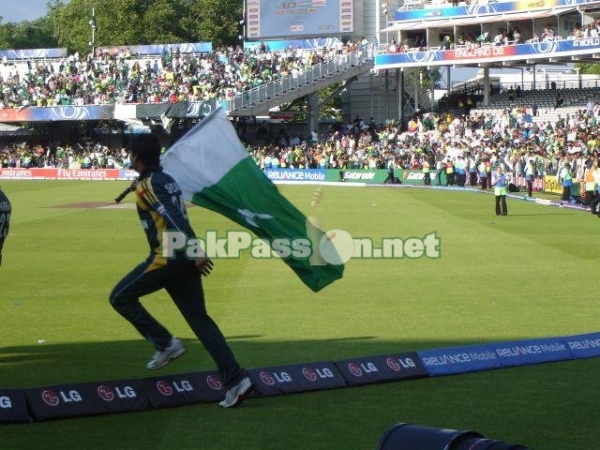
[245,0,358,40]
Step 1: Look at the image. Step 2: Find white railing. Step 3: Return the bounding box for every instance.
[224,45,375,113]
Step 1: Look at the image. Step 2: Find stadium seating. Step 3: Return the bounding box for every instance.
[471,87,600,123]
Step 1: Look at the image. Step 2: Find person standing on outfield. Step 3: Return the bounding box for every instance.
[109,134,252,408]
[583,162,598,208]
[524,158,535,197]
[492,166,508,216]
[558,162,573,202]
[468,154,478,186]
[445,158,455,186]
[478,158,488,190]
[0,186,11,267]
[422,155,431,186]
[435,156,444,185]
[591,166,600,216]
[484,158,493,189]
[384,160,396,184]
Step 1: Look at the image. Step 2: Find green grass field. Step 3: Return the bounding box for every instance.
[1,180,599,450]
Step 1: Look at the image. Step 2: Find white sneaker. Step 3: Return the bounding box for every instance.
[219,376,253,408]
[146,338,185,370]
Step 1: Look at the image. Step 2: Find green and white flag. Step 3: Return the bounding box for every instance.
[161,108,344,292]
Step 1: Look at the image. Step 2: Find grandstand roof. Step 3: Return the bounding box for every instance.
[382,5,577,32]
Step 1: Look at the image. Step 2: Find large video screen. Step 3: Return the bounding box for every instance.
[246,0,355,40]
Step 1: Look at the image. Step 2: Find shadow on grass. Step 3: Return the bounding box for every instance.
[1,336,600,450]
[508,212,583,216]
[0,334,586,389]
[1,335,387,388]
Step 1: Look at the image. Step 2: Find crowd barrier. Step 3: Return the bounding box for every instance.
[0,168,583,198]
[1,331,598,423]
[263,168,583,196]
[0,168,137,180]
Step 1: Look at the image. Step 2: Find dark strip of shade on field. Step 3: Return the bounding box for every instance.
[1,331,598,423]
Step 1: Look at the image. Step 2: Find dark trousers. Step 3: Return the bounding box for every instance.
[591,193,600,214]
[480,176,488,190]
[584,190,596,206]
[495,195,508,215]
[527,180,533,197]
[469,172,477,186]
[110,258,244,388]
[424,172,431,185]
[446,173,455,186]
[562,185,571,201]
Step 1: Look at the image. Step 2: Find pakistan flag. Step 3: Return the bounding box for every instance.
[161,107,344,292]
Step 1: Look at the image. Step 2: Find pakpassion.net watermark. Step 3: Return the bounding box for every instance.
[162,226,441,265]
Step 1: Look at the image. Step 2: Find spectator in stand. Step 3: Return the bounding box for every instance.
[555,92,564,109]
[493,30,505,46]
[0,40,363,108]
[507,86,516,101]
[513,27,522,44]
[442,35,453,50]
[542,27,556,41]
[528,32,540,43]
[6,77,600,208]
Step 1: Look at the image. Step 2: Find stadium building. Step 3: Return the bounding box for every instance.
[239,0,600,130]
[1,0,600,140]
[369,0,600,122]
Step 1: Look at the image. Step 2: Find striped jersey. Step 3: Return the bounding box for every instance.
[135,167,196,265]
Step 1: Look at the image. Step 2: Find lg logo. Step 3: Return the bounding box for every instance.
[205,375,223,391]
[97,385,137,402]
[386,357,416,372]
[41,389,82,406]
[0,396,12,409]
[259,371,292,385]
[302,367,335,382]
[156,380,194,396]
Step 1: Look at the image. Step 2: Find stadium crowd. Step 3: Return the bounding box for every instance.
[2,102,599,200]
[0,39,367,109]
[248,106,598,181]
[388,18,600,53]
[1,40,599,207]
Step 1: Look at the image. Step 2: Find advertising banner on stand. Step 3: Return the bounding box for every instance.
[264,168,326,182]
[326,169,398,184]
[545,175,581,197]
[401,170,447,186]
[0,168,134,180]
